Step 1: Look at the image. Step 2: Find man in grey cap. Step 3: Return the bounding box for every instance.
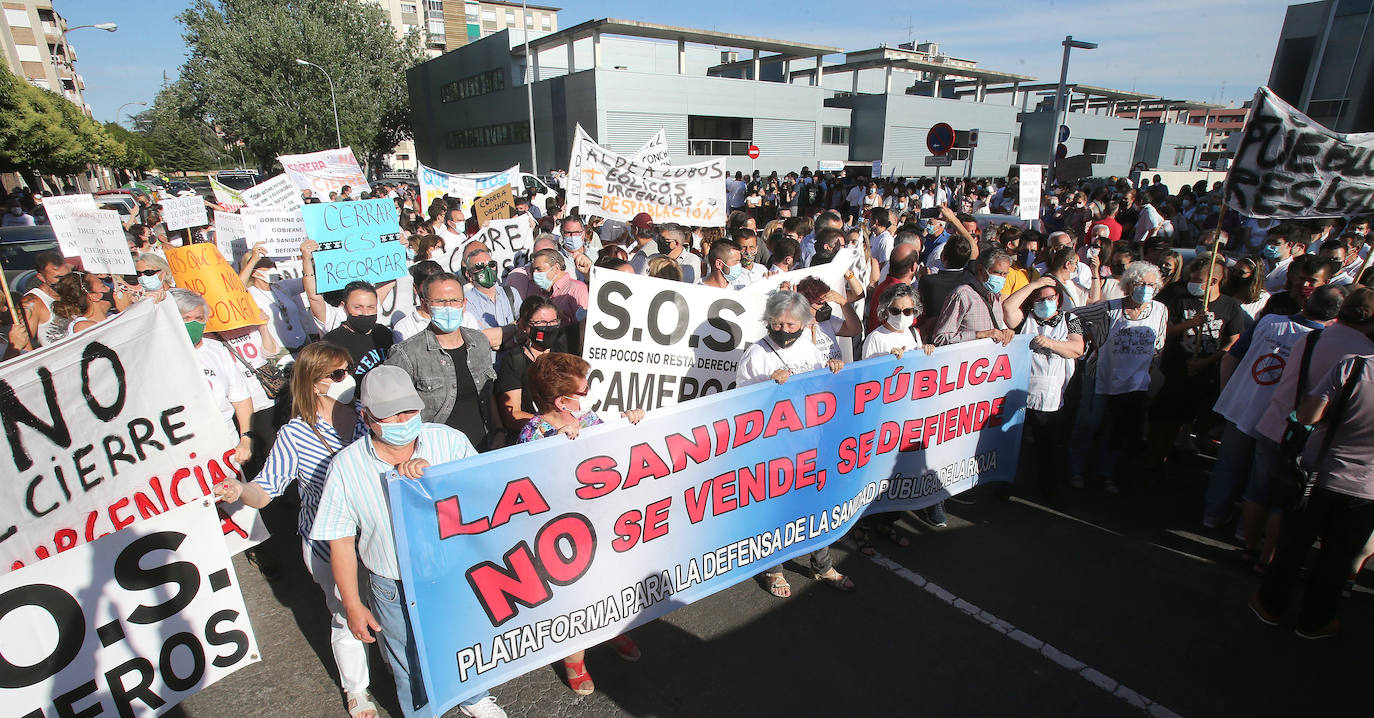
[311,365,507,718]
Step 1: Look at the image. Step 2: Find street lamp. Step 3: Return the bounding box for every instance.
[296,59,342,149]
[116,101,146,127]
[67,23,118,32]
[1047,35,1097,187]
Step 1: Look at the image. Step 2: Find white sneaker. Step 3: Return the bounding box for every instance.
[461,696,508,718]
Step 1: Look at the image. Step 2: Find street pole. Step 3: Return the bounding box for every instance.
[1047,36,1097,191]
[522,0,538,175]
[296,59,342,149]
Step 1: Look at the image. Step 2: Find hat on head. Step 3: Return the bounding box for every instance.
[1339,286,1374,325]
[360,366,424,419]
[630,213,654,230]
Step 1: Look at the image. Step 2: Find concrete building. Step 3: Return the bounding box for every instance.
[407,18,1208,179]
[370,0,558,57]
[0,0,90,113]
[1268,0,1374,133]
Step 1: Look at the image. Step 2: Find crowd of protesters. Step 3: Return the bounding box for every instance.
[3,163,1372,716]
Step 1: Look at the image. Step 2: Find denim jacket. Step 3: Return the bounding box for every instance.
[384,326,494,431]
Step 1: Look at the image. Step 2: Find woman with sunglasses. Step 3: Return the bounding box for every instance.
[129,252,174,302]
[518,351,644,695]
[213,342,377,718]
[496,296,563,432]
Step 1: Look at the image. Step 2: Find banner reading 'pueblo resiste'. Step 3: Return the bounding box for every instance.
[390,337,1031,713]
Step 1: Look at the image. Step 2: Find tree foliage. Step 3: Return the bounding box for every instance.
[102,122,154,173]
[0,63,129,183]
[179,0,422,174]
[133,79,233,174]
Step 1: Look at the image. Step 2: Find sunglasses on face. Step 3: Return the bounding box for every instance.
[325,369,350,382]
[467,260,497,271]
[888,307,917,316]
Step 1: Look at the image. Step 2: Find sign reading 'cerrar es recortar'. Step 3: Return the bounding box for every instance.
[302,199,406,293]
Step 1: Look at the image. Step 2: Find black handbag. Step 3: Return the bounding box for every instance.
[225,339,288,399]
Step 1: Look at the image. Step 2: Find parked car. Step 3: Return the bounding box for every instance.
[93,190,138,218]
[167,180,195,196]
[0,225,61,295]
[215,169,260,191]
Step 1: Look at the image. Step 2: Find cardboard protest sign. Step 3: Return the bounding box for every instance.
[302,199,406,292]
[447,217,532,278]
[568,129,727,226]
[50,208,136,274]
[210,177,247,209]
[0,499,260,717]
[278,147,371,195]
[241,206,307,259]
[1227,86,1374,219]
[214,210,247,264]
[0,301,264,574]
[390,338,1029,711]
[473,184,514,226]
[165,243,264,332]
[161,195,210,232]
[42,193,98,258]
[241,174,303,209]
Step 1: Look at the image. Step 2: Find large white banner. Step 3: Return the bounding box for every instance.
[417,164,519,214]
[51,208,136,274]
[0,499,260,717]
[568,128,728,226]
[0,300,262,574]
[240,174,303,209]
[278,147,371,195]
[241,206,307,259]
[209,177,246,210]
[583,253,855,414]
[161,195,210,232]
[1228,86,1374,219]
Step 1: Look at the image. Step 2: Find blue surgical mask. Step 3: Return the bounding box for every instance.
[723,262,744,283]
[983,275,1006,294]
[138,274,163,291]
[1262,245,1282,260]
[533,270,553,291]
[562,234,584,252]
[430,306,464,333]
[1187,281,1205,297]
[378,414,423,446]
[1033,299,1057,320]
[1132,284,1156,304]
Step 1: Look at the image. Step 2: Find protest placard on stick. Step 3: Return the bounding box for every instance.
[166,243,264,332]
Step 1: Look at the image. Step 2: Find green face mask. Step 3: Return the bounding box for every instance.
[185,320,207,345]
[474,266,498,288]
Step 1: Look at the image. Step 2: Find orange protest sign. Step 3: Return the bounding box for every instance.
[165,243,264,332]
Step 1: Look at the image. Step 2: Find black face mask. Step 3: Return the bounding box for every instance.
[529,324,562,349]
[345,313,377,334]
[814,304,833,322]
[768,326,805,349]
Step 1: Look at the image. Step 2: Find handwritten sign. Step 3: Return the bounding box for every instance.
[473,184,514,226]
[302,199,406,292]
[52,208,135,274]
[418,163,519,214]
[630,128,670,165]
[42,193,98,258]
[161,194,210,231]
[210,177,247,209]
[568,126,727,226]
[214,210,247,264]
[242,206,307,259]
[241,174,303,209]
[462,217,533,279]
[278,147,371,195]
[166,243,264,332]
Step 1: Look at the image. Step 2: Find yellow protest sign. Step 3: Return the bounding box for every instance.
[165,243,265,332]
[473,184,514,226]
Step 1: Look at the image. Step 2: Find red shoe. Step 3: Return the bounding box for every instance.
[610,634,641,662]
[563,658,594,695]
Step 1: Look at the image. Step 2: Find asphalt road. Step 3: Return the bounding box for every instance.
[176,449,1374,718]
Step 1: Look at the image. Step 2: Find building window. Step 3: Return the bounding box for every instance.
[821,126,849,145]
[525,12,533,28]
[466,3,478,18]
[395,154,410,160]
[541,15,551,30]
[445,120,530,149]
[1173,148,1187,165]
[401,3,416,13]
[505,9,515,24]
[1082,139,1109,162]
[439,67,506,102]
[5,8,31,27]
[15,45,42,63]
[688,116,753,155]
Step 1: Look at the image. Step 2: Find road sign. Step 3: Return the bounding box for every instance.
[1058,124,1070,143]
[1055,144,1068,161]
[927,123,955,156]
[924,155,953,167]
[747,145,760,160]
[968,129,980,148]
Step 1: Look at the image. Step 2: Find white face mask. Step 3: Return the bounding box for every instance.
[886,310,914,331]
[252,269,271,284]
[320,374,356,404]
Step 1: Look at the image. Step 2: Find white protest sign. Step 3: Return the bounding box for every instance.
[0,300,263,574]
[241,174,303,209]
[209,177,246,210]
[630,129,670,165]
[53,208,136,274]
[1018,164,1042,222]
[242,206,306,259]
[0,499,260,718]
[445,217,533,278]
[741,246,858,296]
[569,129,728,226]
[214,210,247,264]
[278,147,371,195]
[161,195,209,232]
[1227,86,1374,218]
[42,193,99,258]
[418,164,518,214]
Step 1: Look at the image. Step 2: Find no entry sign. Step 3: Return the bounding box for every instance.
[747,145,760,160]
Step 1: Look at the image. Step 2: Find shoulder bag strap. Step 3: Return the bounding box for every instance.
[1294,329,1325,411]
[1313,355,1366,469]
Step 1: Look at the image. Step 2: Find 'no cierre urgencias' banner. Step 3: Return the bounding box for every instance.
[1227,86,1374,219]
[390,337,1030,713]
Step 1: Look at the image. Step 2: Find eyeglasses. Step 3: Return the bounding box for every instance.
[467,260,497,271]
[529,319,559,327]
[888,307,917,316]
[429,298,465,307]
[326,368,350,382]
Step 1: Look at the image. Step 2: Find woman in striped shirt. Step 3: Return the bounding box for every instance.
[214,342,375,718]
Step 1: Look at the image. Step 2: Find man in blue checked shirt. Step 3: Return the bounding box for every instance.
[311,366,508,718]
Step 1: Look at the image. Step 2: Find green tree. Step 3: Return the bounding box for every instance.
[0,63,125,192]
[178,0,422,176]
[103,122,154,182]
[134,79,232,174]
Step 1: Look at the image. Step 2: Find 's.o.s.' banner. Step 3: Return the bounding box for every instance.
[389,337,1030,714]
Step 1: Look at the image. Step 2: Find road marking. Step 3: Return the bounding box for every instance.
[866,552,1184,718]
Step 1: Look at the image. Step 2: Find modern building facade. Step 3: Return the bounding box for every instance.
[1,0,90,113]
[1268,0,1374,133]
[408,18,1209,180]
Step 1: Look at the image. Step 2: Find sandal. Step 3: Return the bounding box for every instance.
[763,571,791,598]
[877,524,910,548]
[610,634,641,662]
[346,692,377,718]
[852,527,877,557]
[563,658,595,695]
[813,569,856,592]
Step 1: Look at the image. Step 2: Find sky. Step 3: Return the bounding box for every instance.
[63,0,1298,125]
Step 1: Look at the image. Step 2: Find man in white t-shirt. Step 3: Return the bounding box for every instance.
[868,208,894,275]
[726,174,748,211]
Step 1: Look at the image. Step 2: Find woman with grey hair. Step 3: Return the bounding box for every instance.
[862,282,934,360]
[172,287,253,465]
[735,290,851,597]
[131,252,174,303]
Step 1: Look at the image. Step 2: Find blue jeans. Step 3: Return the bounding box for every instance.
[370,574,491,717]
[1204,422,1256,522]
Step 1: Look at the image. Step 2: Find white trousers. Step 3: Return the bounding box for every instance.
[303,539,371,695]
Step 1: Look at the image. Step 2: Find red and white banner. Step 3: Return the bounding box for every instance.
[277,147,371,196]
